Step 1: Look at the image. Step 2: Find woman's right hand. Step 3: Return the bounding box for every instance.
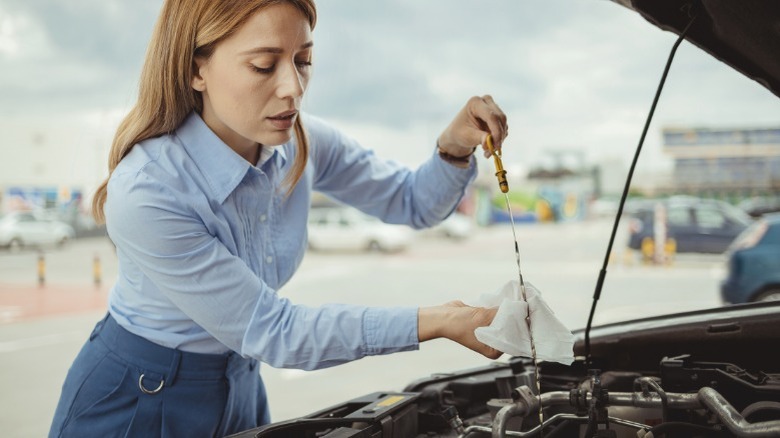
[418,301,502,359]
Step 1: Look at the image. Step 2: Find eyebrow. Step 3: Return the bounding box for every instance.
[240,41,313,55]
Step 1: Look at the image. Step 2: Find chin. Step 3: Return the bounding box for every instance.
[258,130,294,147]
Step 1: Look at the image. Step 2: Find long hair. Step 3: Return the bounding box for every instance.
[92,0,317,223]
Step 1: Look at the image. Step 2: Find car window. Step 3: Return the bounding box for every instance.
[722,205,754,226]
[17,213,35,222]
[667,206,691,226]
[764,222,780,244]
[694,207,726,229]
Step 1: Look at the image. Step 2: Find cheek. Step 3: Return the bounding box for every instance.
[247,78,276,102]
[211,72,271,115]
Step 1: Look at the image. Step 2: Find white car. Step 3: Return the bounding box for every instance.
[426,212,473,240]
[307,208,414,252]
[0,211,75,251]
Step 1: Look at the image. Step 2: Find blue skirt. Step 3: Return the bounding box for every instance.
[49,314,270,438]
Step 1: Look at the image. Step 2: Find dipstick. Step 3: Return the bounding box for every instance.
[486,135,544,432]
[486,135,509,193]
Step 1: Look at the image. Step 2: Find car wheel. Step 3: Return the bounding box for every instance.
[368,240,382,252]
[57,236,69,247]
[753,289,780,303]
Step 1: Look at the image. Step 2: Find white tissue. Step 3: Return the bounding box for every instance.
[474,280,575,365]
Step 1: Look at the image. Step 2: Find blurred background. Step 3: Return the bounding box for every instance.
[1,1,779,436]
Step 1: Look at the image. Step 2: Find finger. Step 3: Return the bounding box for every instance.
[459,126,489,154]
[473,338,502,359]
[481,96,508,135]
[470,96,507,152]
[479,96,508,145]
[483,347,503,360]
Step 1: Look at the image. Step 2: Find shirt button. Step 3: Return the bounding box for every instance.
[260,214,267,222]
[266,256,273,264]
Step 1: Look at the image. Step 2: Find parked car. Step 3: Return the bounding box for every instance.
[721,213,780,304]
[627,197,752,257]
[0,211,75,251]
[307,207,414,252]
[53,206,108,238]
[424,212,473,240]
[737,196,780,219]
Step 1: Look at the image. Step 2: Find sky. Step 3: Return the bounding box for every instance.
[1,0,779,192]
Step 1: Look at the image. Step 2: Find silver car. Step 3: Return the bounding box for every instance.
[307,207,414,253]
[0,211,75,251]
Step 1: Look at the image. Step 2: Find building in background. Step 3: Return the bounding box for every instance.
[663,126,780,200]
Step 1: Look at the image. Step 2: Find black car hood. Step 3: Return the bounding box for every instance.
[616,0,780,97]
[573,301,780,372]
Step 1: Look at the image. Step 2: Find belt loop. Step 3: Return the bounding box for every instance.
[89,313,110,341]
[166,349,182,387]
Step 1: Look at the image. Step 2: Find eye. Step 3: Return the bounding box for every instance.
[251,64,274,74]
[295,59,312,70]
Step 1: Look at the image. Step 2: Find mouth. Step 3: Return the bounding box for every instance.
[268,110,298,120]
[266,110,298,130]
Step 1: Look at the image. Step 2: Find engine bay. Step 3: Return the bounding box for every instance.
[230,303,780,437]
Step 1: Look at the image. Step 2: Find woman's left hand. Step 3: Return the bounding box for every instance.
[418,300,502,360]
[437,95,509,159]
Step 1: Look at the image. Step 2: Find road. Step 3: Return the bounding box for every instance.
[0,218,726,436]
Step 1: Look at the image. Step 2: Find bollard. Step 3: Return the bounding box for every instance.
[664,238,677,266]
[37,252,46,286]
[93,255,102,287]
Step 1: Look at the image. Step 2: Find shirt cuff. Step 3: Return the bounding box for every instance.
[363,307,420,356]
[411,147,477,219]
[430,145,478,184]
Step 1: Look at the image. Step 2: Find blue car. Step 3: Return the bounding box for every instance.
[721,214,780,304]
[627,197,752,257]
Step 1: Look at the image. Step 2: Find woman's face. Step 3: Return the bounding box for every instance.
[192,3,313,161]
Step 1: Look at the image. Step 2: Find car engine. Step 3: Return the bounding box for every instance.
[231,303,780,437]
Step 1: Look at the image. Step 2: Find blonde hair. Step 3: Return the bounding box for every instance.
[92,0,317,223]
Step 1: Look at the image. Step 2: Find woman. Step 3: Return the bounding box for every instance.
[50,0,510,436]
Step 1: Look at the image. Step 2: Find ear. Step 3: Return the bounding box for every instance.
[191,56,208,92]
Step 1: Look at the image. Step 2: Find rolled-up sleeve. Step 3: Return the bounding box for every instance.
[106,170,419,370]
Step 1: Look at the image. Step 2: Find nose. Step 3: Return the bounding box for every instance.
[275,61,305,100]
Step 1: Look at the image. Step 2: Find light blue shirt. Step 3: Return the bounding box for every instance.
[106,112,476,371]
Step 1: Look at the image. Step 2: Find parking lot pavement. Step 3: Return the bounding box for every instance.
[0,283,108,324]
[0,236,116,324]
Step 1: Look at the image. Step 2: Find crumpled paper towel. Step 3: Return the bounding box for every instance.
[473,280,575,365]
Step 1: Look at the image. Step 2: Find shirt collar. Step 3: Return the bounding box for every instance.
[257,143,288,169]
[176,112,252,204]
[175,112,293,203]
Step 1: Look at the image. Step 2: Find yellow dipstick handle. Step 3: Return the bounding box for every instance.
[486,135,509,193]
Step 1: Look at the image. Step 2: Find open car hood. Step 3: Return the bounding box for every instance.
[616,0,780,96]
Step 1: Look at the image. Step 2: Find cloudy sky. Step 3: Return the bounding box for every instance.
[2,0,779,190]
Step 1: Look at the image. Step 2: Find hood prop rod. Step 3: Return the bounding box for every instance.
[584,6,698,366]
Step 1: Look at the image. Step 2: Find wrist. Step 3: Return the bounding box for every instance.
[437,143,475,168]
[417,306,452,342]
